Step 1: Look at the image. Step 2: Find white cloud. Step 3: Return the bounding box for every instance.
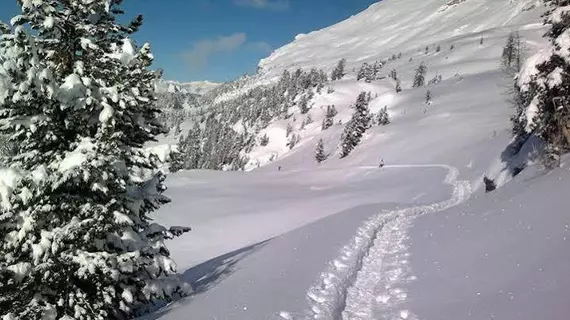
[234,0,290,10]
[248,41,273,53]
[184,33,247,69]
[183,34,273,69]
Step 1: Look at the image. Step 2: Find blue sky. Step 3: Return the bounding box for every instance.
[0,0,378,82]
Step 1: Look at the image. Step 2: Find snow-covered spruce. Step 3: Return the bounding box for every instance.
[315,139,327,164]
[515,0,570,158]
[0,2,189,319]
[412,63,427,88]
[331,58,347,81]
[340,92,372,158]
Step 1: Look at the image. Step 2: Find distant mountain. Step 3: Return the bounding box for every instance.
[156,80,220,95]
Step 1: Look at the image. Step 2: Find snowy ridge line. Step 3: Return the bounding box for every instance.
[290,165,470,320]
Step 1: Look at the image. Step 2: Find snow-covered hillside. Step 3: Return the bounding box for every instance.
[144,0,570,319]
[258,0,542,80]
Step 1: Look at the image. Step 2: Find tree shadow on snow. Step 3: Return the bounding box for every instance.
[140,239,271,320]
[183,239,271,294]
[500,134,544,179]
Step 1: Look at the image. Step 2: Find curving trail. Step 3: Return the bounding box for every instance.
[297,165,471,320]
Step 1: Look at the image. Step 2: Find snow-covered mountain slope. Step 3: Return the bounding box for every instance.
[142,1,570,319]
[258,0,543,80]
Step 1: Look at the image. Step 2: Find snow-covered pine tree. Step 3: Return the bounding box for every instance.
[298,94,310,114]
[502,31,523,71]
[357,62,369,81]
[322,105,337,130]
[287,134,300,150]
[286,123,293,137]
[0,2,189,319]
[515,0,570,158]
[170,140,185,173]
[373,61,382,77]
[377,106,391,125]
[357,63,375,83]
[396,79,402,93]
[300,118,307,130]
[340,92,371,158]
[315,138,327,163]
[389,69,398,80]
[186,127,203,169]
[413,63,427,87]
[331,58,347,81]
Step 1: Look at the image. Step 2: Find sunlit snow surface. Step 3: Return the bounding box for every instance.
[143,0,570,319]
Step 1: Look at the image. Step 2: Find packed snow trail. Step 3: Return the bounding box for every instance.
[300,165,471,320]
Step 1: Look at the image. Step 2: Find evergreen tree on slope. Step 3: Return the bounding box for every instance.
[0,1,189,319]
[331,58,347,81]
[315,138,327,163]
[321,105,338,130]
[413,63,427,88]
[340,92,371,158]
[516,0,570,154]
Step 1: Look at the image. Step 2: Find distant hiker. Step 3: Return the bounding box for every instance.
[379,159,385,168]
[278,166,282,171]
[483,176,496,193]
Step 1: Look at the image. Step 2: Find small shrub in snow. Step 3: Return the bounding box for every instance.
[426,90,433,105]
[260,133,270,146]
[428,74,443,85]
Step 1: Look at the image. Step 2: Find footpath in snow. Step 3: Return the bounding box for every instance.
[297,165,471,320]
